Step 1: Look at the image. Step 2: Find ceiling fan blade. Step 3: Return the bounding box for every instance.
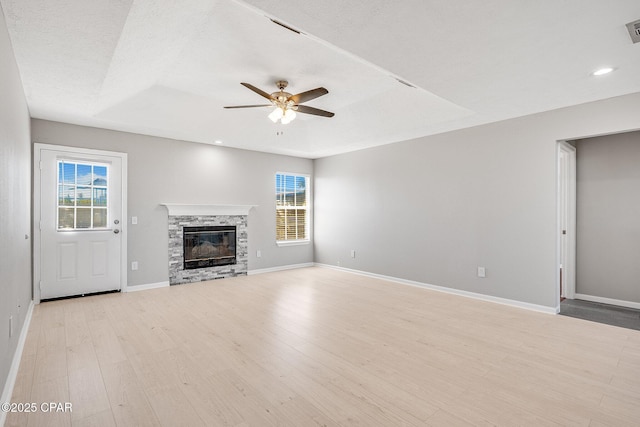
[290,87,328,104]
[224,104,272,109]
[240,83,274,100]
[295,105,334,118]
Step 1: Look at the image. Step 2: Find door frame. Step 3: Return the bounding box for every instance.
[557,141,576,307]
[33,143,128,303]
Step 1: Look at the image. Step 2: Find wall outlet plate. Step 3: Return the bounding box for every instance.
[477,266,486,278]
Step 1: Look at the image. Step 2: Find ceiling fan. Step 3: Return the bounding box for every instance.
[224,80,334,124]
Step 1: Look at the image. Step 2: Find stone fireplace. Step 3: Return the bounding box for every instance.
[162,204,255,285]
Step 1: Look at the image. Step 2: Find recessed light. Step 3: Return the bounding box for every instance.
[214,140,223,144]
[592,67,614,76]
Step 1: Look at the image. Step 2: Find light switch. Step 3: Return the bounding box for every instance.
[131,216,138,225]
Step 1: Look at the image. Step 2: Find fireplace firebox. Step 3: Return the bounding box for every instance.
[183,225,236,270]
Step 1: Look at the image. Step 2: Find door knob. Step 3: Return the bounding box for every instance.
[114,229,120,234]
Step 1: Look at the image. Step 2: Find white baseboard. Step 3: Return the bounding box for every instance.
[1,300,34,427]
[248,262,314,276]
[124,281,170,292]
[314,263,558,315]
[574,293,640,310]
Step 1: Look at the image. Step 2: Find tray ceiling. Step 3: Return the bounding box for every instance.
[2,0,639,158]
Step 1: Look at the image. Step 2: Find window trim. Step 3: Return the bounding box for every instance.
[276,239,310,247]
[275,171,311,244]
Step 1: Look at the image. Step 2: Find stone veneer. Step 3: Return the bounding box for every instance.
[168,215,248,285]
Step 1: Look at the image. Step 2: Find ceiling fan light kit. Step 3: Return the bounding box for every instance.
[268,107,284,122]
[268,105,296,124]
[282,108,297,124]
[225,80,334,124]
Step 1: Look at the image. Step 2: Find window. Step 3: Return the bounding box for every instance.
[276,173,309,243]
[57,160,109,230]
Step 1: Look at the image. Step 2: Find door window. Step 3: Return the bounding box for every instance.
[57,161,109,230]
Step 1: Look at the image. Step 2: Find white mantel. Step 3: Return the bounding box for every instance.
[161,203,257,216]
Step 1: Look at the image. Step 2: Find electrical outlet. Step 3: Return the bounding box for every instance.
[477,266,486,278]
[350,249,356,258]
[131,261,139,271]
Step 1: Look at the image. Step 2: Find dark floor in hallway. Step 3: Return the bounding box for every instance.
[560,298,640,331]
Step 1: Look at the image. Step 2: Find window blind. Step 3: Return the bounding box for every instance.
[276,173,309,241]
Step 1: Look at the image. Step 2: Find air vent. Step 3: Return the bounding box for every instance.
[396,78,416,88]
[270,19,301,34]
[626,19,640,44]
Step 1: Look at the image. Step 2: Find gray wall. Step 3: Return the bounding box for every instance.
[0,5,32,402]
[575,131,640,303]
[31,120,314,288]
[314,93,640,309]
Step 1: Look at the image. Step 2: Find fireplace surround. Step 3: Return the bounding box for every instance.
[163,204,255,285]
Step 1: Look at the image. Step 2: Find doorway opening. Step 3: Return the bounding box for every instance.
[558,130,640,320]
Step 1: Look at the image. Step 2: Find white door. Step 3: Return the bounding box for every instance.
[558,142,576,301]
[36,146,126,300]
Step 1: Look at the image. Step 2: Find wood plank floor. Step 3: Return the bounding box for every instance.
[6,267,640,426]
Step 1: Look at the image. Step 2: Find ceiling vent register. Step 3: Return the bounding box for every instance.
[626,19,640,43]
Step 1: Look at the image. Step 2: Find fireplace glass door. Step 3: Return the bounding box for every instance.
[183,226,236,269]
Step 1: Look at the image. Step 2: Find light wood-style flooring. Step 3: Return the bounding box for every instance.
[6,267,640,426]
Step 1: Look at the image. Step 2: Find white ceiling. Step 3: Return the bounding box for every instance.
[2,0,640,158]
